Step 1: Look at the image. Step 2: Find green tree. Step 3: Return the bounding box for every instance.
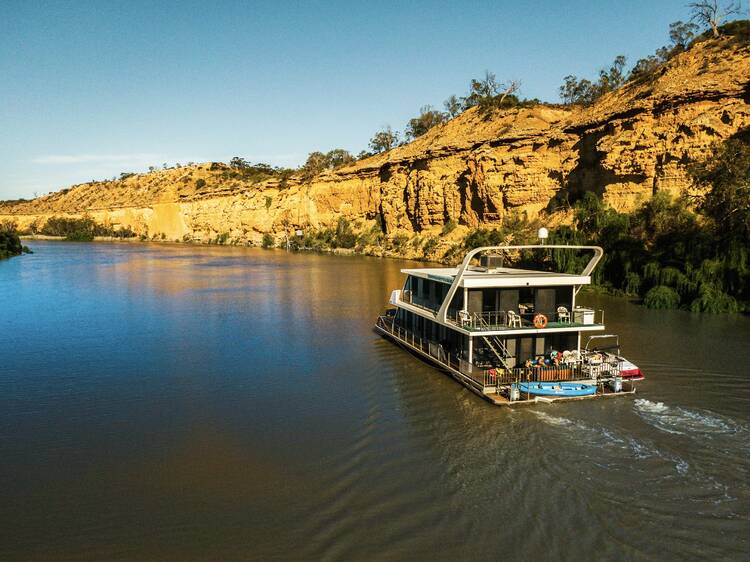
[261,233,274,248]
[230,157,249,169]
[301,151,328,179]
[326,148,354,169]
[0,230,23,259]
[369,126,400,153]
[443,95,462,118]
[597,55,627,95]
[560,55,626,105]
[559,75,596,105]
[669,20,699,49]
[629,21,699,81]
[462,72,521,113]
[691,134,750,243]
[628,56,662,81]
[405,105,447,140]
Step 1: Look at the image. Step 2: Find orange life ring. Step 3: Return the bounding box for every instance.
[533,314,548,329]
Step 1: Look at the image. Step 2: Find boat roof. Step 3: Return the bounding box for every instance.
[401,266,591,288]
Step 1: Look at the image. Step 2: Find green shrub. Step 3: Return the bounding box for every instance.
[643,285,680,309]
[305,228,334,250]
[261,233,274,248]
[717,20,750,44]
[659,266,686,288]
[441,219,457,235]
[40,216,135,241]
[195,178,206,188]
[334,217,356,249]
[624,272,641,295]
[422,236,439,256]
[65,230,94,242]
[0,230,23,259]
[224,159,295,185]
[642,261,661,285]
[391,233,409,251]
[464,228,504,248]
[690,285,739,313]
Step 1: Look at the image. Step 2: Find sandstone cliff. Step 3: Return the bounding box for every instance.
[3,33,750,252]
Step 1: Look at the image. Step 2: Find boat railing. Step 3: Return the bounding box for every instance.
[376,316,620,394]
[376,316,451,364]
[454,309,605,331]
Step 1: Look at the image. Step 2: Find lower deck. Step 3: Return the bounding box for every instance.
[484,383,636,407]
[375,315,637,407]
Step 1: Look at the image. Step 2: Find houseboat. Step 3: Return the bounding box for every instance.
[374,244,643,406]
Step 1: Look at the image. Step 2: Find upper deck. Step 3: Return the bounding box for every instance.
[400,265,592,289]
[391,244,605,335]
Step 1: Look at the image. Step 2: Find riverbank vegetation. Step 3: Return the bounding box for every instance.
[0,230,23,259]
[0,222,31,259]
[31,217,137,241]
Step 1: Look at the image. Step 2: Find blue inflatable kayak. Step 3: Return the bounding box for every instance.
[513,381,596,397]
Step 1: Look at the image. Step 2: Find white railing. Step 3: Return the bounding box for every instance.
[453,309,605,330]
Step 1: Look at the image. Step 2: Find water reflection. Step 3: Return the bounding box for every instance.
[0,241,748,560]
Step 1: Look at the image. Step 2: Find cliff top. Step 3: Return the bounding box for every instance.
[3,26,750,217]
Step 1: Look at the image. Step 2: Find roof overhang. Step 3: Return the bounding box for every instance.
[401,268,590,288]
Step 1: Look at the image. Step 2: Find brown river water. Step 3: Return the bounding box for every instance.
[1,241,748,560]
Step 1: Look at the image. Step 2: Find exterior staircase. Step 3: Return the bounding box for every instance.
[476,315,513,371]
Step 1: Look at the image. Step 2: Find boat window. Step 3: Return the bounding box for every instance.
[555,286,573,310]
[447,290,464,319]
[546,333,577,353]
[519,288,535,313]
[518,337,534,363]
[535,336,546,357]
[499,289,519,313]
[467,289,482,313]
[535,288,556,316]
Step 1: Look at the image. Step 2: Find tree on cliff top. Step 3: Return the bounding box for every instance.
[443,95,462,118]
[462,72,521,114]
[669,20,700,48]
[369,126,400,153]
[559,55,627,105]
[405,106,447,140]
[629,20,699,81]
[689,0,742,37]
[300,149,356,180]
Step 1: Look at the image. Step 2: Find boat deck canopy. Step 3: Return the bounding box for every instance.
[401,266,591,288]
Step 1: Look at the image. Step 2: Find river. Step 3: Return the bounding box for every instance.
[1,241,748,560]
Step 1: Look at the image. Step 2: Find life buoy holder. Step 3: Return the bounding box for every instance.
[533,314,548,329]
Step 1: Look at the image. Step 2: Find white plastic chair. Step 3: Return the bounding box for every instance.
[507,310,522,328]
[458,310,471,326]
[557,306,570,323]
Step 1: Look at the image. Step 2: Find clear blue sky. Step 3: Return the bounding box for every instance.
[1,0,695,199]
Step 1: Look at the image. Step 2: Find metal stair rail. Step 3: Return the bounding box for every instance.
[481,335,513,371]
[475,314,513,371]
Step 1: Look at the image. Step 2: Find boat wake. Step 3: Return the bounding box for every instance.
[530,410,745,508]
[633,399,745,438]
[530,410,734,491]
[531,411,677,466]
